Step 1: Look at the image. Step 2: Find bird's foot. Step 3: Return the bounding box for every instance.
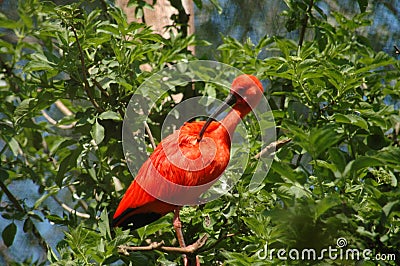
[183,254,200,266]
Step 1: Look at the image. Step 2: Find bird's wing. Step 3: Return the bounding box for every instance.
[112,121,226,229]
[111,130,197,229]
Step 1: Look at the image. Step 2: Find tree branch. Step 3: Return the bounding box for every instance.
[394,45,400,55]
[0,180,25,213]
[253,138,292,159]
[54,100,73,116]
[0,241,14,265]
[144,121,156,150]
[0,180,48,252]
[51,195,90,219]
[71,26,103,112]
[91,78,110,98]
[118,234,208,255]
[67,185,89,211]
[169,0,190,38]
[298,0,314,48]
[91,78,125,117]
[41,109,76,129]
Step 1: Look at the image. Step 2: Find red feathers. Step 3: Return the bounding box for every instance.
[113,75,263,230]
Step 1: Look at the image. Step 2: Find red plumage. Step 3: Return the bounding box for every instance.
[113,74,264,230]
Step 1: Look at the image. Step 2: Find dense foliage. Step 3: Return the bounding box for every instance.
[0,0,399,265]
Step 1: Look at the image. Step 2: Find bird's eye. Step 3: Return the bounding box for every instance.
[237,87,246,94]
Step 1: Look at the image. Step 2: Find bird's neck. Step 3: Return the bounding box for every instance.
[219,107,247,138]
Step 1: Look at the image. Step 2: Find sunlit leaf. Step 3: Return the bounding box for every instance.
[98,111,122,121]
[333,113,368,130]
[91,120,105,144]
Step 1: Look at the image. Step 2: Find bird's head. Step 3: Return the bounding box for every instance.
[230,74,264,116]
[198,74,264,140]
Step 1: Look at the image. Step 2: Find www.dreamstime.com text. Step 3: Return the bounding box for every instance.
[256,237,396,262]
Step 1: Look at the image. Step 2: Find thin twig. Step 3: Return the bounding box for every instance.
[55,100,73,116]
[394,45,400,55]
[71,26,103,112]
[298,0,314,48]
[119,241,165,255]
[91,78,125,118]
[0,242,14,265]
[91,78,110,98]
[67,185,89,211]
[169,0,190,38]
[393,122,400,145]
[144,121,156,150]
[41,109,76,129]
[118,234,208,255]
[276,93,286,136]
[0,180,25,213]
[253,138,292,159]
[0,180,48,252]
[51,195,90,219]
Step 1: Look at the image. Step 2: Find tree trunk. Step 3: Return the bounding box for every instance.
[115,0,194,39]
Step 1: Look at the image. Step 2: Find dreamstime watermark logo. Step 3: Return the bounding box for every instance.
[122,60,276,206]
[256,237,396,262]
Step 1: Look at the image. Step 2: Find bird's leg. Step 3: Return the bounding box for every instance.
[173,208,200,266]
[173,208,186,248]
[173,208,188,265]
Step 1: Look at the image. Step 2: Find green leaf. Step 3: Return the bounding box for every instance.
[333,113,368,130]
[373,147,400,169]
[14,98,37,123]
[7,137,20,157]
[46,214,68,225]
[0,169,9,179]
[242,216,265,238]
[0,13,23,29]
[312,159,338,175]
[255,35,274,51]
[209,0,223,14]
[34,193,52,210]
[47,242,60,263]
[24,57,53,72]
[55,146,83,187]
[343,157,383,177]
[23,218,33,233]
[193,0,202,9]
[222,251,255,265]
[382,201,399,217]
[271,161,302,183]
[355,52,395,74]
[308,126,342,158]
[2,222,17,247]
[142,219,171,237]
[91,120,105,144]
[315,195,340,220]
[99,210,111,239]
[357,0,368,13]
[328,148,347,174]
[98,111,121,121]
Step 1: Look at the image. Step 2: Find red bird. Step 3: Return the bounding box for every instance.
[113,74,264,261]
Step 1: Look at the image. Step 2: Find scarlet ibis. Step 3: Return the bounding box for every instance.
[113,74,264,262]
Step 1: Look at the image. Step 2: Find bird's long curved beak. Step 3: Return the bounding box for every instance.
[198,93,237,141]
